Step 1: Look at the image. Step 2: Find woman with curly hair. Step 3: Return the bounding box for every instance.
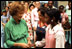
[4,2,32,48]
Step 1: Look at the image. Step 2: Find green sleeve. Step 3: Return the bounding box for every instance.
[23,19,29,38]
[4,25,15,47]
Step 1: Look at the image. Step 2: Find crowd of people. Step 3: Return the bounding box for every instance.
[1,1,71,48]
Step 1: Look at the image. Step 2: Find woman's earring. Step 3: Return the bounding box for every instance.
[51,20,53,22]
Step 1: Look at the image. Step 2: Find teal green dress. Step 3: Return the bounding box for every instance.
[66,9,71,44]
[4,17,29,48]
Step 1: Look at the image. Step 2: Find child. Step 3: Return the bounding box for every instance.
[35,7,48,47]
[1,9,8,27]
[44,9,65,48]
[59,5,69,26]
[1,9,8,48]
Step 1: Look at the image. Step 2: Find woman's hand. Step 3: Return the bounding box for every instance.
[33,27,37,31]
[14,43,30,48]
[28,41,32,46]
[20,43,30,48]
[28,41,32,45]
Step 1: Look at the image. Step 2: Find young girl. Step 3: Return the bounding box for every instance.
[34,7,48,47]
[1,9,8,48]
[44,9,65,48]
[1,9,8,27]
[59,5,69,26]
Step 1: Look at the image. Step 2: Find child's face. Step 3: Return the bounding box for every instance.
[38,11,45,22]
[59,8,64,13]
[44,13,51,24]
[30,6,34,11]
[3,12,7,16]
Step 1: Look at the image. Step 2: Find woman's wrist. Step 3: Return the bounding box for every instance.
[27,37,31,41]
[14,43,22,47]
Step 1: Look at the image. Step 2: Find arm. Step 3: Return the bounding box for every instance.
[1,21,5,27]
[4,26,15,47]
[34,31,37,43]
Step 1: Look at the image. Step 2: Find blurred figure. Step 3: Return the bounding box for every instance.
[24,1,30,13]
[44,3,48,8]
[66,1,71,47]
[33,1,36,7]
[31,1,41,28]
[7,2,12,8]
[48,1,57,9]
[31,1,41,43]
[29,4,35,14]
[21,1,24,6]
[1,21,4,48]
[5,6,11,20]
[1,9,8,27]
[59,5,68,26]
[1,9,8,48]
[66,1,71,10]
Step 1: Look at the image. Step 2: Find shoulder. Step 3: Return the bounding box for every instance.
[5,19,12,28]
[54,23,64,35]
[46,24,51,31]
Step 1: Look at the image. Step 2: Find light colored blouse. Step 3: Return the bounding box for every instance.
[45,23,65,48]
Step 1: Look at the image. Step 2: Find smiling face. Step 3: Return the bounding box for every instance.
[44,13,51,24]
[38,11,45,23]
[13,11,24,23]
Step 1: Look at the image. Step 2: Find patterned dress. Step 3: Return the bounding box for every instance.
[22,13,33,40]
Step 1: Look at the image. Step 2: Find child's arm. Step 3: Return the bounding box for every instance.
[1,21,5,27]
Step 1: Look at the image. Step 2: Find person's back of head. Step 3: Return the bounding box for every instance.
[46,8,61,23]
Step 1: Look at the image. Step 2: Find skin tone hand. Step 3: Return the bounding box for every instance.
[14,43,30,48]
[27,37,32,48]
[1,21,5,27]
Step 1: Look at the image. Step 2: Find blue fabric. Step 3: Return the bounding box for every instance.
[36,26,46,41]
[1,23,4,47]
[1,15,8,24]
